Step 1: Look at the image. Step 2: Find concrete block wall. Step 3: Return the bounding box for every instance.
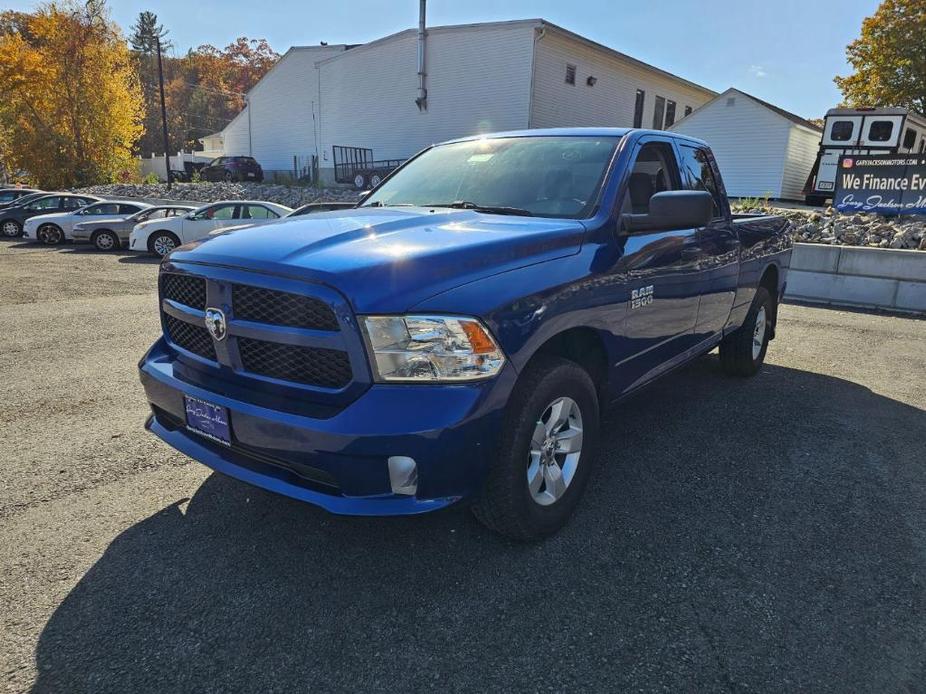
[785,243,926,314]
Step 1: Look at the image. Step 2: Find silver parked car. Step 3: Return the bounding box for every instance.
[72,204,196,251]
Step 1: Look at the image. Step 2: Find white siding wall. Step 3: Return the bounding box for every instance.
[671,92,792,198]
[243,46,346,171]
[781,125,821,200]
[530,30,714,130]
[221,108,250,157]
[317,23,536,177]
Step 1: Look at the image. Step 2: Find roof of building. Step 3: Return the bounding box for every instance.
[673,87,822,133]
[313,18,716,97]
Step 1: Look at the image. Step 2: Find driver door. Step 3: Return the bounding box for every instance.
[607,137,704,393]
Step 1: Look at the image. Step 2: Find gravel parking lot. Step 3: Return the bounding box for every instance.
[1,237,924,692]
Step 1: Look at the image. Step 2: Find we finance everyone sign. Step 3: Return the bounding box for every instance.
[834,154,926,215]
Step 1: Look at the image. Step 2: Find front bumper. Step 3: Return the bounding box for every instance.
[139,337,515,515]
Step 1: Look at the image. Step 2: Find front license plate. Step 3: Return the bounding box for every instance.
[184,395,231,446]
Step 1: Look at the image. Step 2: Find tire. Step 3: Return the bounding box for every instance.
[1,219,22,237]
[719,286,774,377]
[353,173,368,190]
[224,170,235,182]
[37,223,63,245]
[148,230,181,257]
[369,172,383,188]
[473,355,600,541]
[92,229,119,251]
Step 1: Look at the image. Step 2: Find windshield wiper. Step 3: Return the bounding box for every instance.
[426,201,534,217]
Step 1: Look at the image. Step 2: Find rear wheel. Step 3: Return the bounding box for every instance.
[353,173,368,190]
[1,219,21,237]
[148,230,181,257]
[369,172,383,187]
[92,229,119,251]
[473,356,599,541]
[37,223,63,245]
[719,286,774,377]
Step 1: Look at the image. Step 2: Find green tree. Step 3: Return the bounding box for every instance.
[835,0,926,113]
[129,10,171,52]
[129,10,171,156]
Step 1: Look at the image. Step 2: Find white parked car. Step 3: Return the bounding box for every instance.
[23,200,150,245]
[129,200,293,257]
[72,204,196,251]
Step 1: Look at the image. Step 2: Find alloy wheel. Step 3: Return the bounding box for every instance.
[752,306,767,360]
[1,220,20,237]
[527,396,584,506]
[152,235,176,257]
[95,232,116,251]
[38,224,61,244]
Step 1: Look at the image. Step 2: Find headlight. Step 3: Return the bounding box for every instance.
[361,315,505,382]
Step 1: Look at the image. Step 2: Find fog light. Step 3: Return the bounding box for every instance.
[388,456,418,496]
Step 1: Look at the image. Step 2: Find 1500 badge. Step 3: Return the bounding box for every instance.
[631,285,654,309]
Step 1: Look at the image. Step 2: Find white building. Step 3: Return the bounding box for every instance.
[218,19,717,183]
[670,87,822,201]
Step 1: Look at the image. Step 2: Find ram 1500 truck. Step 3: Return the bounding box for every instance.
[139,128,792,541]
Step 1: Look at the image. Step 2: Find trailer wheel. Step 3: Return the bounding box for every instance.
[353,173,368,190]
[369,172,383,188]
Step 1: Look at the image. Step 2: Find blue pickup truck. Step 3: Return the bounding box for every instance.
[140,128,791,540]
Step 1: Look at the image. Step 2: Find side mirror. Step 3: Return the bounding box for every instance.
[622,190,714,233]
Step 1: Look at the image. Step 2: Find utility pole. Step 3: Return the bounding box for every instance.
[156,35,172,190]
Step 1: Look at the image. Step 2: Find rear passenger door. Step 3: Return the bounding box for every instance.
[610,137,704,392]
[677,144,739,338]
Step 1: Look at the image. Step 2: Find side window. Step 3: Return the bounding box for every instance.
[0,191,17,202]
[623,141,681,215]
[868,120,894,142]
[210,205,237,220]
[903,128,918,150]
[830,120,854,141]
[88,203,120,215]
[633,89,645,128]
[62,197,87,210]
[28,197,60,210]
[118,204,141,214]
[652,96,666,129]
[245,205,276,219]
[678,145,723,219]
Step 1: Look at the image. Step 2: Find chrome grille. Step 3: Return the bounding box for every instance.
[164,313,216,361]
[238,337,351,388]
[232,284,339,331]
[161,273,206,310]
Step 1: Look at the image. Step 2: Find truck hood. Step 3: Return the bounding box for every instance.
[168,207,586,312]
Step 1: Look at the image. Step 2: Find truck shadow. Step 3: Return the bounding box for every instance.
[30,358,926,692]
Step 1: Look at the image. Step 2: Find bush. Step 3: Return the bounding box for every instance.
[142,172,160,185]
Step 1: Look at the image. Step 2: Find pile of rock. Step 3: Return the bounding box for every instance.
[73,182,363,209]
[734,204,926,251]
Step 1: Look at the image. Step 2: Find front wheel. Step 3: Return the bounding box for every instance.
[1,219,22,237]
[719,286,774,377]
[473,356,599,541]
[37,223,63,245]
[148,231,181,257]
[93,230,119,251]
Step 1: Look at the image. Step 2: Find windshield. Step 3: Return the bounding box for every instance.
[361,136,619,219]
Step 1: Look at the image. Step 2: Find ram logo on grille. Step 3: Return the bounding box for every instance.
[204,308,227,341]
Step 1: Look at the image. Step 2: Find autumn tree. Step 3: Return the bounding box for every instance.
[835,0,926,113]
[0,1,143,187]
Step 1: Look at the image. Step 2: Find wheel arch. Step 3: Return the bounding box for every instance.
[520,326,610,403]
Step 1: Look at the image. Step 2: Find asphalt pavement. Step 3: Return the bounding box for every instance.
[1,237,924,693]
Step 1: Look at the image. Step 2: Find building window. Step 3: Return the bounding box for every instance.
[565,64,576,85]
[903,128,917,150]
[652,96,666,129]
[665,100,677,127]
[684,105,693,117]
[633,89,645,128]
[868,120,894,142]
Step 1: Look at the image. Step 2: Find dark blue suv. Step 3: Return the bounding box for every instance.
[140,128,791,540]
